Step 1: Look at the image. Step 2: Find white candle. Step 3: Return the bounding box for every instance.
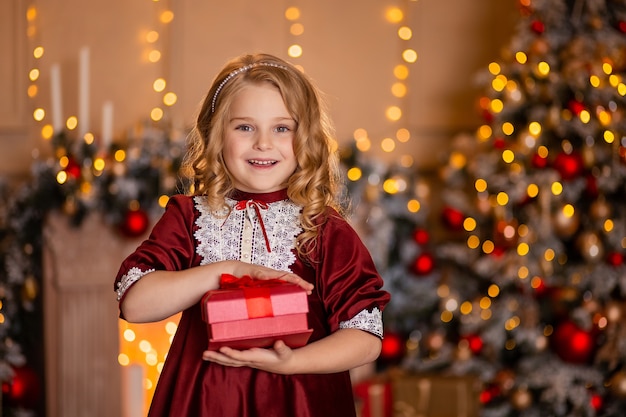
[50,63,63,133]
[121,364,144,417]
[101,101,114,150]
[78,47,90,138]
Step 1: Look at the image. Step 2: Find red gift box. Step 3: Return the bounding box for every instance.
[201,274,313,350]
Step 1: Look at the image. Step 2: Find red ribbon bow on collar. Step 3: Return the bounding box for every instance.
[235,199,272,253]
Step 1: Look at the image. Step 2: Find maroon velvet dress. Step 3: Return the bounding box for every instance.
[115,189,390,417]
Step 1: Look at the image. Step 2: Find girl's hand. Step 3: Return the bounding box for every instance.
[202,340,296,374]
[228,262,314,294]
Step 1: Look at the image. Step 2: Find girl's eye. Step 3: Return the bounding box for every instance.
[276,126,291,133]
[236,125,253,132]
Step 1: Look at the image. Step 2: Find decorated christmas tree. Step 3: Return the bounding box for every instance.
[369,0,626,415]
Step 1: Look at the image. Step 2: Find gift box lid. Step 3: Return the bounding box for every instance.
[202,277,309,324]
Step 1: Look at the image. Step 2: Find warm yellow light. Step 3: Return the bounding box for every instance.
[391,82,407,98]
[56,171,68,184]
[66,116,78,130]
[290,23,304,36]
[604,219,614,232]
[41,124,54,140]
[402,49,418,63]
[398,26,412,40]
[579,110,590,123]
[163,92,177,106]
[488,62,501,75]
[285,6,300,20]
[385,7,404,23]
[528,121,542,136]
[394,64,409,80]
[347,167,362,181]
[146,31,159,43]
[490,99,504,113]
[527,183,539,198]
[590,75,600,88]
[467,235,480,249]
[460,301,473,315]
[537,145,549,158]
[396,128,410,142]
[450,152,466,169]
[381,137,396,153]
[515,52,527,64]
[537,61,550,76]
[115,149,126,162]
[83,132,95,145]
[407,199,421,213]
[383,178,399,194]
[602,62,613,74]
[353,128,368,140]
[517,242,530,256]
[475,178,487,192]
[385,106,402,121]
[26,6,37,21]
[544,248,555,261]
[477,125,492,141]
[400,155,413,167]
[153,78,166,92]
[118,354,130,366]
[463,217,476,232]
[482,240,494,254]
[355,137,371,152]
[551,181,563,195]
[603,130,615,143]
[151,107,164,121]
[93,157,106,171]
[618,83,626,96]
[492,77,506,92]
[29,68,40,81]
[496,192,509,206]
[480,297,492,309]
[597,110,611,126]
[160,10,174,24]
[288,44,303,58]
[28,84,38,98]
[148,50,161,63]
[502,149,515,163]
[33,108,45,121]
[502,122,514,135]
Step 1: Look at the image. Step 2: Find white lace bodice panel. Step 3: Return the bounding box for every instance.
[194,196,303,271]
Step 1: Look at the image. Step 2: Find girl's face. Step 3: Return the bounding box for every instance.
[223,82,298,194]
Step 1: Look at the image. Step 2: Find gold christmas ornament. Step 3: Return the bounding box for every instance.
[552,207,580,238]
[590,198,612,221]
[576,231,605,262]
[510,387,532,410]
[609,371,626,398]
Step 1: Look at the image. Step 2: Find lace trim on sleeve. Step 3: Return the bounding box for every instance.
[116,267,155,301]
[339,307,383,338]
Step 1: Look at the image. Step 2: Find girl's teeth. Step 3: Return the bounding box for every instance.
[249,160,275,165]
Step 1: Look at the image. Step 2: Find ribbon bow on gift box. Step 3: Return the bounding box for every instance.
[219,274,286,319]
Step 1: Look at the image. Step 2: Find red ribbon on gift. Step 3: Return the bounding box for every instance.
[220,274,285,319]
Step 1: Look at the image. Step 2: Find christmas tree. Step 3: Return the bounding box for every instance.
[352,0,626,416]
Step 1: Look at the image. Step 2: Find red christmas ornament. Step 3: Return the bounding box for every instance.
[65,156,82,179]
[568,99,586,116]
[552,320,595,364]
[120,208,150,237]
[531,152,548,168]
[412,228,430,245]
[590,392,603,411]
[479,384,501,404]
[493,137,506,149]
[606,252,624,267]
[461,333,483,355]
[552,151,584,181]
[530,19,545,34]
[441,206,465,231]
[412,252,435,276]
[2,365,41,407]
[380,331,404,362]
[618,21,626,33]
[532,277,547,297]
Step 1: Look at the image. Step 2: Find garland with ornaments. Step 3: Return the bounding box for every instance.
[0,122,187,413]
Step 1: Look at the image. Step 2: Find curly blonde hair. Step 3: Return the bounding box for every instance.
[184,53,345,262]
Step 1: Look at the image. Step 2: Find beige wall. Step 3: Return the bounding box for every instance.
[0,0,517,179]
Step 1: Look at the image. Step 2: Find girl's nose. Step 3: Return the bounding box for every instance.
[253,132,272,150]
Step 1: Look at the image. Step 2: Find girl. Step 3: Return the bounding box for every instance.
[114,52,390,417]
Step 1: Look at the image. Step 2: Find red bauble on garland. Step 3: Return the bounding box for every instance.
[65,156,82,179]
[530,19,545,34]
[552,151,584,180]
[568,99,586,116]
[552,320,596,364]
[460,333,483,355]
[119,208,150,237]
[531,152,548,168]
[606,252,624,267]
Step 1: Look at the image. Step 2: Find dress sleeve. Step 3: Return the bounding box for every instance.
[113,195,197,302]
[315,210,391,337]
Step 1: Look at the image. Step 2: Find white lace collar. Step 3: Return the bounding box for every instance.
[193,195,302,272]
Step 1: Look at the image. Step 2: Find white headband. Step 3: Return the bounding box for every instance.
[210,62,290,113]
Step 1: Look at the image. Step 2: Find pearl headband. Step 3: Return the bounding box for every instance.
[210,62,290,113]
